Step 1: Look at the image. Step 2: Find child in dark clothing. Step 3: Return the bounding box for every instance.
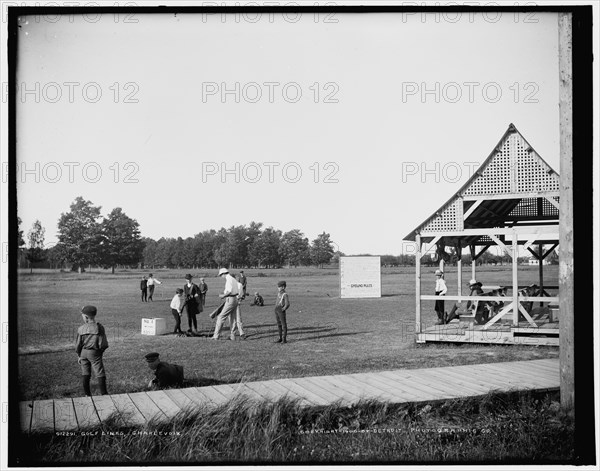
[251,292,264,306]
[76,305,109,396]
[274,281,290,344]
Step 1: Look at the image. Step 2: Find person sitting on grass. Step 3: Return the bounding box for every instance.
[251,292,264,307]
[76,305,109,396]
[145,352,184,390]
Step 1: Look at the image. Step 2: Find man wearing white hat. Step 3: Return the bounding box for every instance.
[213,268,239,340]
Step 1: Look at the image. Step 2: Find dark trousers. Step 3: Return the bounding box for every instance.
[172,309,182,333]
[275,307,287,340]
[434,291,445,320]
[148,285,155,300]
[141,288,148,302]
[187,312,197,331]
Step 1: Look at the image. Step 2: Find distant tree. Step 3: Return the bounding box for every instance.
[310,232,335,268]
[56,197,103,273]
[331,250,346,265]
[17,216,25,248]
[249,227,282,268]
[100,207,145,273]
[280,229,311,267]
[26,220,46,273]
[142,238,158,268]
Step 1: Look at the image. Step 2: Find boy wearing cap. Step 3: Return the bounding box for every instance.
[147,274,162,301]
[434,270,447,325]
[183,274,202,334]
[145,352,184,389]
[76,305,109,396]
[274,281,290,343]
[214,268,239,340]
[251,292,264,307]
[170,288,185,335]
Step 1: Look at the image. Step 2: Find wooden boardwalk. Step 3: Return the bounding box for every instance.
[19,358,559,434]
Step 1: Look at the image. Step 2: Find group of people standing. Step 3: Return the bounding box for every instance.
[140,274,162,302]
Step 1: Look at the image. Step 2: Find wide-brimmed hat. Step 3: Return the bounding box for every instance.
[434,269,443,276]
[184,274,193,280]
[218,268,229,276]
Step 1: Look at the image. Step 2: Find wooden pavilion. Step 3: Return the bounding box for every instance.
[403,124,560,346]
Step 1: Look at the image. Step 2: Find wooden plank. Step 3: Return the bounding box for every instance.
[288,378,338,403]
[417,368,494,396]
[147,390,183,419]
[313,376,367,403]
[19,401,33,434]
[344,373,424,401]
[301,377,358,405]
[183,386,229,408]
[241,382,282,403]
[356,372,435,399]
[72,396,100,429]
[408,369,492,397]
[505,360,559,380]
[273,379,331,406]
[335,373,422,402]
[254,380,315,407]
[467,364,550,390]
[374,371,450,400]
[110,393,147,427]
[294,377,350,404]
[129,392,167,423]
[217,383,265,403]
[31,399,54,433]
[92,395,124,426]
[54,398,78,432]
[163,389,196,412]
[481,363,558,387]
[479,361,558,383]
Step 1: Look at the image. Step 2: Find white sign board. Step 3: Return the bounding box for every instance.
[141,318,168,336]
[340,256,381,298]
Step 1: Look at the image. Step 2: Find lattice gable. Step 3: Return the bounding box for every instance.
[464,129,560,197]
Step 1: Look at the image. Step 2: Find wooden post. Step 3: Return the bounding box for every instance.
[415,234,422,334]
[558,12,574,411]
[538,243,544,307]
[457,260,462,301]
[512,231,519,326]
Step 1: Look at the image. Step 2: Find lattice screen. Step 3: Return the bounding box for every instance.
[422,199,460,232]
[464,132,560,196]
[507,197,560,218]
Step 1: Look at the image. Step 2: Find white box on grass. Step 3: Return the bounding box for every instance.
[141,318,168,336]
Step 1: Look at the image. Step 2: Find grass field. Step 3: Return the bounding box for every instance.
[16,265,559,401]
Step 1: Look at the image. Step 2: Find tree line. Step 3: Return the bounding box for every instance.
[17,196,337,272]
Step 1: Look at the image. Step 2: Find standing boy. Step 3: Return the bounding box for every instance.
[76,305,109,396]
[170,288,185,335]
[198,278,208,307]
[274,281,290,344]
[434,269,447,325]
[147,273,162,301]
[239,270,248,297]
[140,276,148,302]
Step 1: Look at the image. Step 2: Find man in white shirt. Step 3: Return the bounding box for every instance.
[213,268,239,340]
[147,274,162,302]
[229,276,246,340]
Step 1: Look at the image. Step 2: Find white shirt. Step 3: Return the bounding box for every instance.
[223,274,239,296]
[170,294,184,311]
[435,278,447,295]
[147,277,162,286]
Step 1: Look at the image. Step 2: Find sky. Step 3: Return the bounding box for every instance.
[13,10,561,255]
